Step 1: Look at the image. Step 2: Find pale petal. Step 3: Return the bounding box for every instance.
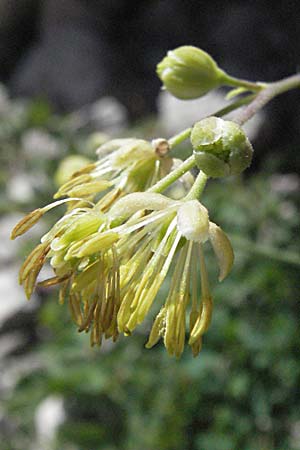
[109,192,177,222]
[176,200,209,242]
[209,222,234,281]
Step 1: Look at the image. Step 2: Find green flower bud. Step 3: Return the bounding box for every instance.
[191,117,253,177]
[157,46,226,100]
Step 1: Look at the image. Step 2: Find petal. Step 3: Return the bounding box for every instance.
[209,222,234,281]
[109,192,177,222]
[177,200,209,242]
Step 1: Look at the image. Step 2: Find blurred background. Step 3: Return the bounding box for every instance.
[0,1,299,449]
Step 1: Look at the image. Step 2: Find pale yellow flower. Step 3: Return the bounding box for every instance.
[54,139,174,211]
[11,189,233,356]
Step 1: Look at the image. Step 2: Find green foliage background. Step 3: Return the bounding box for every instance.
[1,95,299,450]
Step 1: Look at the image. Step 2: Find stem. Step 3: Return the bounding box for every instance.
[233,73,300,125]
[148,155,196,194]
[167,94,256,149]
[221,71,265,92]
[214,93,256,118]
[168,128,192,148]
[168,73,300,149]
[184,171,208,200]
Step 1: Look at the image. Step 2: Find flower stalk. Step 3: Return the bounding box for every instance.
[233,73,300,125]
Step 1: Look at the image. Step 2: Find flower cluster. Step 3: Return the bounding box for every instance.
[11,44,261,357]
[11,134,234,357]
[10,43,299,357]
[53,138,174,208]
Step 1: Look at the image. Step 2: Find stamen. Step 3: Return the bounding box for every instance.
[189,245,213,345]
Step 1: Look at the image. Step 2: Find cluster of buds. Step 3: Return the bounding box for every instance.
[12,45,261,357]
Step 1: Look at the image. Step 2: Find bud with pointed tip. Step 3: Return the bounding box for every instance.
[157,46,227,100]
[191,116,253,177]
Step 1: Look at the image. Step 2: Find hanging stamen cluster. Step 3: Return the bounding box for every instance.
[12,177,233,356]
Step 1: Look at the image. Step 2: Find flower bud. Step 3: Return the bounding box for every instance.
[191,117,253,177]
[157,46,226,100]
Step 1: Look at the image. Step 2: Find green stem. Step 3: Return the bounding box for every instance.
[167,94,256,149]
[221,71,265,92]
[184,171,208,200]
[148,156,196,194]
[233,73,300,125]
[214,93,256,118]
[168,128,192,148]
[168,73,300,150]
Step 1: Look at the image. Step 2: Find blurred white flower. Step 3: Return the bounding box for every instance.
[68,96,128,134]
[6,173,35,203]
[270,174,300,194]
[90,96,128,133]
[7,172,48,203]
[22,129,62,159]
[34,396,65,449]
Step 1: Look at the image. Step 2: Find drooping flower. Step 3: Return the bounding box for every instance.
[11,188,233,357]
[104,193,233,357]
[11,126,235,360]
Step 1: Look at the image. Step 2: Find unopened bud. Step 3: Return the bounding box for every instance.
[191,117,253,177]
[157,46,227,100]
